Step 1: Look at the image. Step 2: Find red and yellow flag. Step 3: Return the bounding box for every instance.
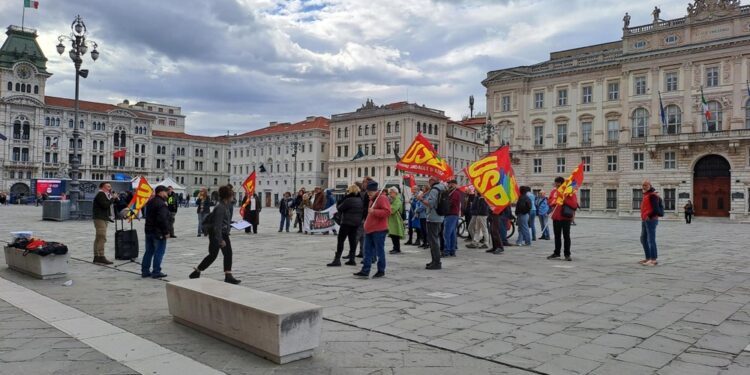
[463,146,519,214]
[239,171,256,217]
[556,162,585,205]
[124,176,153,222]
[396,133,453,181]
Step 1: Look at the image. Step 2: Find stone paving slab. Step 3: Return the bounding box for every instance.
[2,205,750,374]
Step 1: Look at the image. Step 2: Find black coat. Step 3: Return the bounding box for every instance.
[515,195,532,215]
[196,197,213,214]
[93,191,113,220]
[471,196,490,216]
[144,195,171,237]
[337,193,364,227]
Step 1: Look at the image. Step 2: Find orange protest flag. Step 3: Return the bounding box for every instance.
[239,171,256,217]
[125,176,153,222]
[556,162,585,205]
[463,146,520,214]
[396,133,453,181]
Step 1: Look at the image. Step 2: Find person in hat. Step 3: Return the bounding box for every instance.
[353,180,391,279]
[142,185,171,278]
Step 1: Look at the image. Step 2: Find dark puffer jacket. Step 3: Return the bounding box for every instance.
[337,193,364,227]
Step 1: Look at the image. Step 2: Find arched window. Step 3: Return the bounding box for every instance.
[92,140,97,150]
[386,166,391,176]
[55,118,60,127]
[372,124,376,134]
[34,85,38,94]
[6,82,11,91]
[337,169,341,178]
[79,120,84,129]
[386,122,391,133]
[632,108,649,138]
[100,140,104,150]
[705,101,722,132]
[664,105,681,135]
[69,119,74,128]
[357,167,362,177]
[370,167,375,176]
[364,125,369,135]
[428,124,433,134]
[45,117,50,126]
[358,125,363,136]
[337,128,342,138]
[395,121,400,133]
[746,99,750,129]
[344,127,349,137]
[45,137,51,147]
[15,83,20,91]
[344,169,348,178]
[417,122,421,133]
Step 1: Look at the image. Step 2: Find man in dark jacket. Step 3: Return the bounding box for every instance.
[467,193,491,249]
[142,186,171,278]
[190,185,240,284]
[515,186,532,246]
[443,179,461,257]
[243,193,261,234]
[355,177,373,257]
[166,187,178,238]
[292,188,306,232]
[92,182,117,264]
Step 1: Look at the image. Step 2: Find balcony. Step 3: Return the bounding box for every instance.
[5,160,37,168]
[10,136,31,145]
[647,129,750,145]
[580,141,591,148]
[607,139,619,146]
[533,144,544,150]
[556,143,567,149]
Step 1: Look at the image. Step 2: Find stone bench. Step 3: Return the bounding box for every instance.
[4,246,69,279]
[166,278,322,364]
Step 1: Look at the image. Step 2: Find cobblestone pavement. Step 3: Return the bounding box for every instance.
[1,204,750,374]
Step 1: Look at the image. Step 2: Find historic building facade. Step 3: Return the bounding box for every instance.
[328,100,451,190]
[229,117,329,206]
[483,0,750,220]
[446,119,484,185]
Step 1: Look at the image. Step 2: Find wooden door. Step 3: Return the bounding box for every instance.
[694,177,729,217]
[265,192,271,207]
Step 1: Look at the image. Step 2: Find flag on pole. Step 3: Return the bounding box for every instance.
[24,0,39,9]
[113,149,126,158]
[556,162,585,205]
[0,132,7,141]
[239,171,256,217]
[700,87,711,122]
[351,149,364,161]
[396,133,453,181]
[124,177,153,222]
[658,91,666,127]
[463,146,519,214]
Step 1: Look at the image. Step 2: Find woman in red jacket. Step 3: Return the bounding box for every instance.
[547,176,578,261]
[353,180,391,279]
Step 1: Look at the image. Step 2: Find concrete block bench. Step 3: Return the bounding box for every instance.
[4,246,69,279]
[166,278,322,364]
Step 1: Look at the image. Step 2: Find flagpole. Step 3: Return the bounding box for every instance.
[22,6,25,30]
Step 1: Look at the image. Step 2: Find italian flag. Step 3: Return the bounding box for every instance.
[701,88,711,121]
[24,0,39,9]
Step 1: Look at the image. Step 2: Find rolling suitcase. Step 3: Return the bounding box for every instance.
[114,219,139,261]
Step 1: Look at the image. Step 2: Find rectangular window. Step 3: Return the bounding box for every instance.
[534,92,544,109]
[581,122,592,144]
[664,188,676,211]
[581,156,591,172]
[533,158,542,174]
[607,120,619,143]
[580,189,590,209]
[635,76,647,95]
[607,155,618,171]
[633,152,644,170]
[606,189,618,209]
[706,66,719,87]
[582,85,593,104]
[664,151,676,169]
[665,72,678,92]
[337,146,341,157]
[557,89,568,106]
[557,124,567,145]
[556,157,565,173]
[632,189,643,209]
[608,82,619,101]
[501,95,511,112]
[534,126,544,146]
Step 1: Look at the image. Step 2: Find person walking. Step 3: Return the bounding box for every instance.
[466,194,491,250]
[547,177,578,261]
[421,177,445,270]
[278,192,293,232]
[355,178,373,257]
[442,179,460,257]
[515,186,532,246]
[166,187,178,238]
[92,182,116,264]
[536,191,550,240]
[189,185,241,284]
[353,180,391,278]
[387,187,405,254]
[527,189,538,241]
[640,180,661,266]
[328,185,363,266]
[142,186,171,278]
[195,188,213,237]
[684,200,694,224]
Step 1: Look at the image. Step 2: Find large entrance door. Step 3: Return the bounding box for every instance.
[693,155,730,217]
[265,191,271,207]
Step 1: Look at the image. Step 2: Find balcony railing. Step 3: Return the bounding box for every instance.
[648,129,750,144]
[580,141,591,148]
[607,139,619,146]
[6,160,37,168]
[556,142,567,149]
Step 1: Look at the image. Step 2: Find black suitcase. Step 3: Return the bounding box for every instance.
[114,219,139,261]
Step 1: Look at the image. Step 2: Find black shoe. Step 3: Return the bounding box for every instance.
[389,250,401,254]
[356,253,363,258]
[225,274,241,284]
[171,235,177,238]
[151,272,168,279]
[565,256,572,261]
[327,260,341,267]
[197,234,201,237]
[93,256,114,265]
[372,271,385,278]
[405,241,413,245]
[426,263,442,270]
[353,271,369,278]
[344,260,357,266]
[492,249,504,254]
[547,254,561,260]
[141,273,151,278]
[189,270,200,279]
[485,248,495,253]
[278,230,282,232]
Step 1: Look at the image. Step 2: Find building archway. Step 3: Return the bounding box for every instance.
[10,182,30,202]
[693,154,730,217]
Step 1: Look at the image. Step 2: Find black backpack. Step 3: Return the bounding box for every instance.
[654,195,665,217]
[433,187,451,216]
[201,209,216,235]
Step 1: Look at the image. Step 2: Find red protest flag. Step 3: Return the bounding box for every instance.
[124,176,153,222]
[463,146,520,214]
[239,171,256,217]
[396,133,453,181]
[402,174,416,189]
[113,149,126,158]
[556,162,585,205]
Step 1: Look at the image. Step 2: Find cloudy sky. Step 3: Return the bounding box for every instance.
[1,0,690,135]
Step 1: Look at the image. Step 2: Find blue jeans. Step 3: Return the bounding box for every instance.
[443,215,458,255]
[361,230,387,274]
[279,213,290,231]
[640,220,658,259]
[516,213,530,245]
[499,218,509,245]
[142,233,167,275]
[538,214,549,238]
[197,212,208,235]
[528,211,537,240]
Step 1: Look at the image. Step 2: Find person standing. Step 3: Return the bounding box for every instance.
[405,186,420,246]
[463,187,475,242]
[92,182,116,264]
[515,186,532,246]
[486,208,505,254]
[417,185,429,249]
[547,177,578,261]
[536,191,550,240]
[421,177,445,270]
[353,181,391,278]
[328,185,363,266]
[142,186,171,278]
[640,180,660,266]
[442,179,461,257]
[243,193,261,234]
[355,178,373,257]
[278,192,293,232]
[528,189,538,241]
[684,200,694,224]
[387,187,405,254]
[499,205,514,247]
[195,188,213,237]
[189,185,241,284]
[466,194,490,250]
[293,188,306,232]
[166,187,178,238]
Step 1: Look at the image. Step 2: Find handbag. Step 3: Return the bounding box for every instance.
[332,211,342,225]
[561,204,575,219]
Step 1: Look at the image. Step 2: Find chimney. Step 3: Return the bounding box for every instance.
[306,116,316,121]
[269,121,278,127]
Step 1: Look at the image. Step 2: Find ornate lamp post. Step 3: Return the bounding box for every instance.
[478,114,497,154]
[291,140,300,193]
[56,15,99,218]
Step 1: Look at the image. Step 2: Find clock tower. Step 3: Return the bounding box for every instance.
[0,25,51,101]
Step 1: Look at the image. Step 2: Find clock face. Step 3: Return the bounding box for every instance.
[15,64,33,80]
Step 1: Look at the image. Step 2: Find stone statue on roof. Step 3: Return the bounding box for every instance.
[623,12,631,28]
[652,6,661,22]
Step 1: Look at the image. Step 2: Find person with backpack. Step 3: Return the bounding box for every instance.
[196,188,213,237]
[387,187,405,254]
[515,186,533,246]
[684,200,694,224]
[420,177,446,270]
[142,186,171,279]
[278,192,293,232]
[442,180,461,257]
[640,180,661,267]
[189,185,241,284]
[536,191,550,240]
[547,177,578,261]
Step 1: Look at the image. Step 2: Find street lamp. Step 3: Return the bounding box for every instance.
[478,114,498,154]
[56,15,99,218]
[290,140,300,193]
